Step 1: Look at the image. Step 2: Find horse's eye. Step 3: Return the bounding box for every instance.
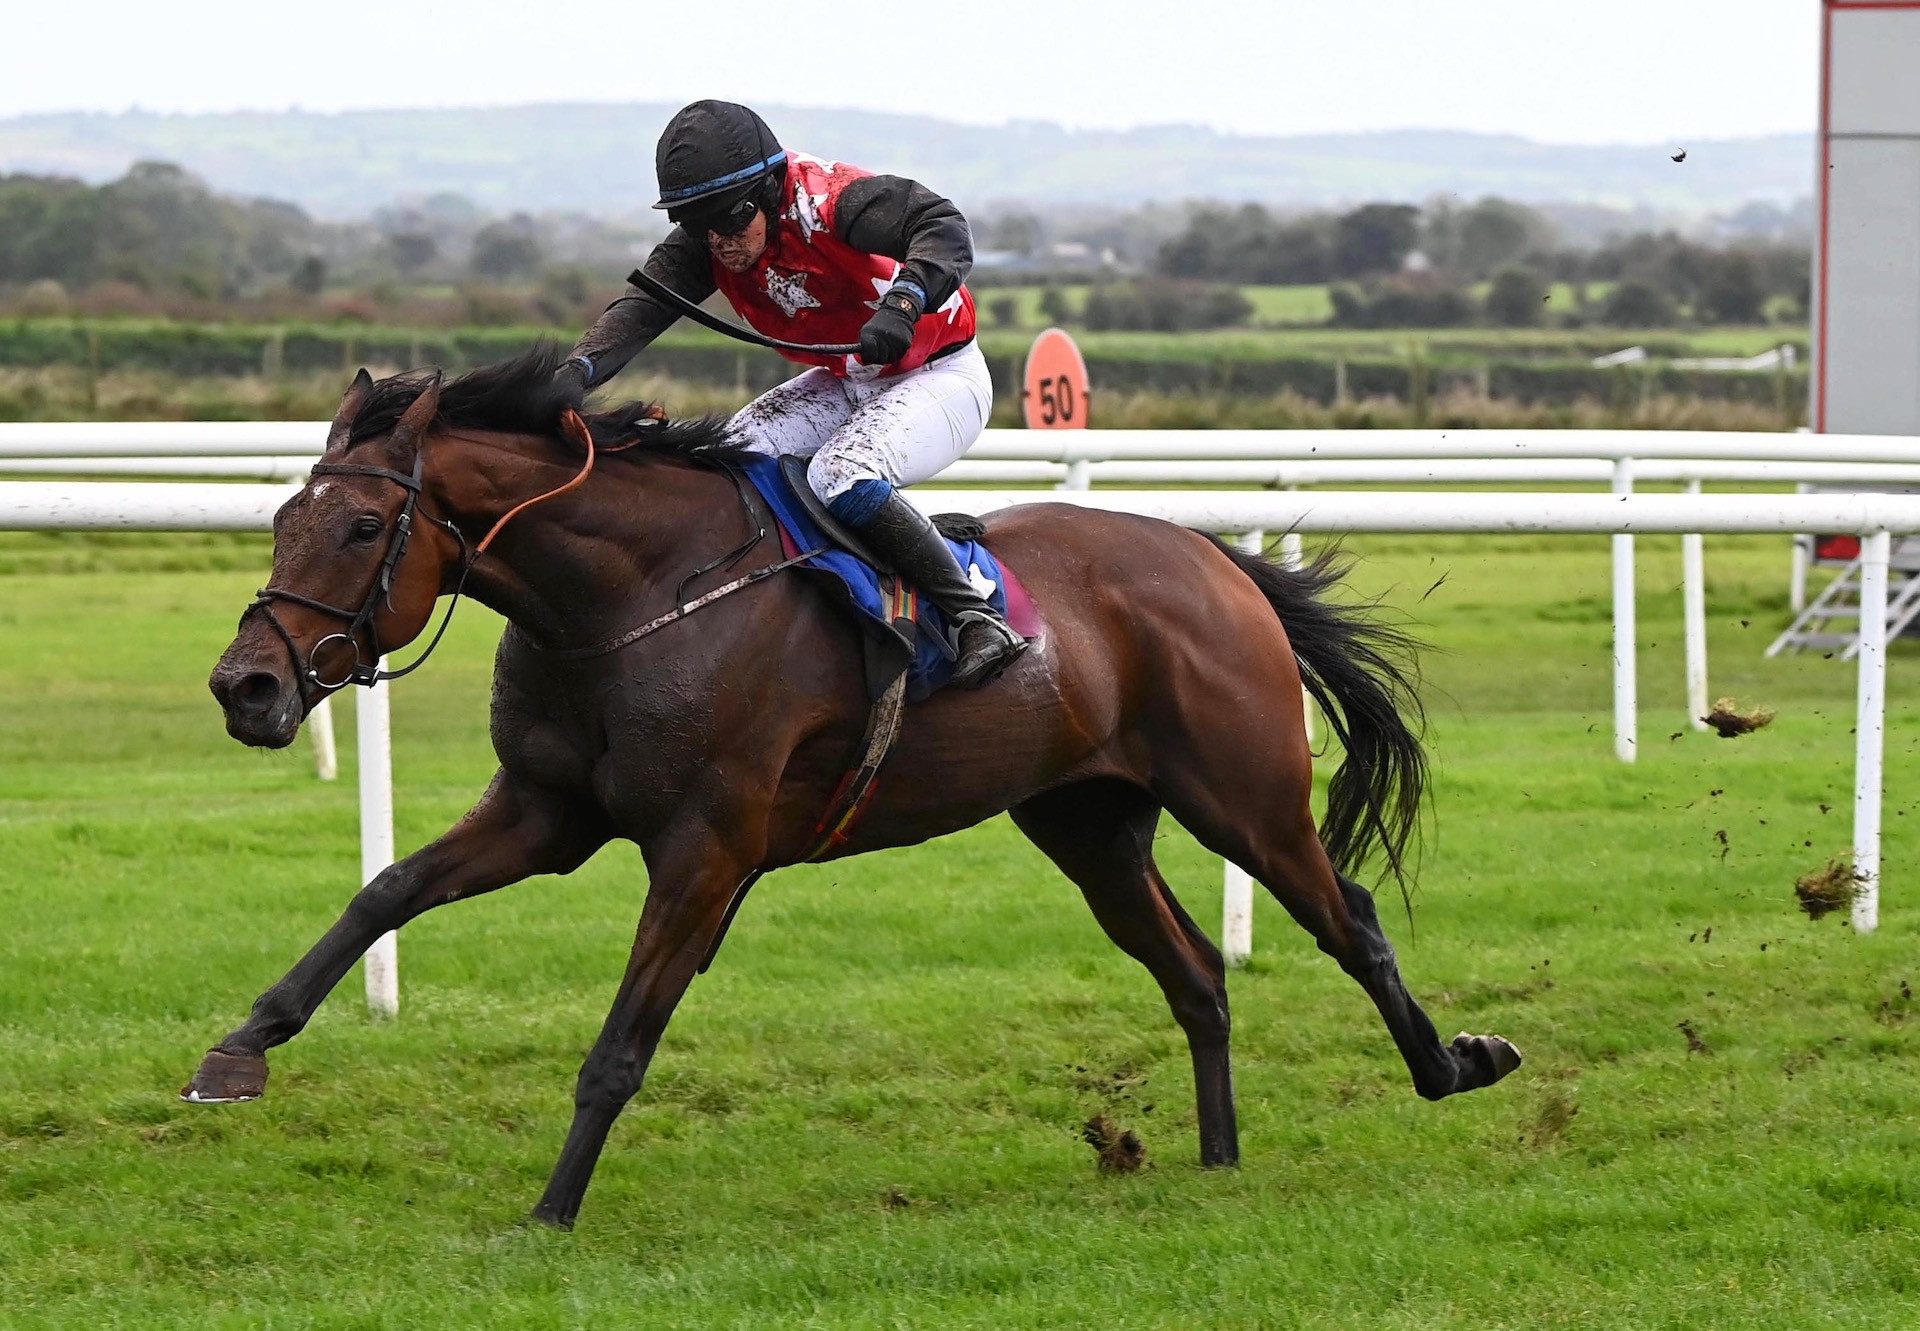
[349,515,384,543]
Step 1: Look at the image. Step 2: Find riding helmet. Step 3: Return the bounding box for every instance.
[653,100,786,223]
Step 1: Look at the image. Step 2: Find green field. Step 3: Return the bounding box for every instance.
[3,527,1917,1328]
[976,279,1787,339]
[982,282,1342,328]
[972,322,1803,366]
[979,282,1618,330]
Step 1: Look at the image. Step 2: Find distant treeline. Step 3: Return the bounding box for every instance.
[0,161,1807,336]
[977,197,1807,331]
[0,161,647,317]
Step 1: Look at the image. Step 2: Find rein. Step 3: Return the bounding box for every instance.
[251,409,815,693]
[627,268,861,357]
[524,544,824,661]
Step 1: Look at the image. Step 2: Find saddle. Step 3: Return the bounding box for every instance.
[751,455,1022,705]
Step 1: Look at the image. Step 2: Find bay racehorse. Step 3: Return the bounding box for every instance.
[190,349,1520,1228]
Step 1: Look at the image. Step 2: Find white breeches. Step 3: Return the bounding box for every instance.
[727,341,993,503]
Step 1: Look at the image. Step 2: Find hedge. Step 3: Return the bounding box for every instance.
[0,317,1806,415]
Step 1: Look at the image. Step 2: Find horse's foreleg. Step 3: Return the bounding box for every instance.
[181,771,606,1103]
[530,816,756,1230]
[1012,779,1239,1168]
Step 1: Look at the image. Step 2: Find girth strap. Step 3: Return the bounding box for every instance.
[697,658,909,975]
[800,666,908,862]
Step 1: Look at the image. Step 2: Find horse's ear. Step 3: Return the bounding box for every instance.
[325,368,375,452]
[390,371,444,450]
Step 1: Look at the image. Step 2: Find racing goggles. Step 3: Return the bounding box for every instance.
[671,192,761,238]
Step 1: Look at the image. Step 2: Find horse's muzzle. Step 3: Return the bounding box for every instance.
[210,648,303,750]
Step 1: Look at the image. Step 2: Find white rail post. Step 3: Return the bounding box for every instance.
[357,668,400,1015]
[1790,483,1813,613]
[1222,526,1268,968]
[308,694,339,781]
[1222,863,1254,969]
[1612,458,1638,761]
[1853,531,1890,934]
[1682,479,1709,731]
[1060,458,1092,491]
[1274,511,1315,746]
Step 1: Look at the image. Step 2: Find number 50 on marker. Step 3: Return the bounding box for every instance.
[1022,327,1091,430]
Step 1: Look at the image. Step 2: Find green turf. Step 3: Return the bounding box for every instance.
[2,529,1917,1329]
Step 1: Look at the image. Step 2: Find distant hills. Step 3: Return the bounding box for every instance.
[0,102,1811,219]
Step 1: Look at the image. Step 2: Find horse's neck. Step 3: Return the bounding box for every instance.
[426,429,748,647]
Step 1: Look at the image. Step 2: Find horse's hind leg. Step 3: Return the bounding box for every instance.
[1158,769,1519,1103]
[181,770,607,1104]
[1011,779,1238,1167]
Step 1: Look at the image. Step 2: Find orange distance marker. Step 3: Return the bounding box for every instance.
[1021,327,1091,430]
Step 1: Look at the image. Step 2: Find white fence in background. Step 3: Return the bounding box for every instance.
[14,453,1920,489]
[11,424,1920,465]
[13,428,1920,766]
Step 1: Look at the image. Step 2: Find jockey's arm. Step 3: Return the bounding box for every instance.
[563,228,716,388]
[833,175,974,312]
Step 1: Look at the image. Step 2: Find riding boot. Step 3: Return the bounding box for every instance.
[855,492,1028,688]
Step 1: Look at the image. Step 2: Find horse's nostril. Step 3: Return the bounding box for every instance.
[224,671,284,717]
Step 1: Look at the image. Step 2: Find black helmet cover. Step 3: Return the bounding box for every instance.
[653,100,785,215]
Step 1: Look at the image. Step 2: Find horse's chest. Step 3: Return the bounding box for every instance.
[492,660,719,810]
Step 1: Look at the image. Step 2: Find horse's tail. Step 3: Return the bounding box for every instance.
[1206,535,1429,891]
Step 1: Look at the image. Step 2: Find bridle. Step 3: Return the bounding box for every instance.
[244,406,813,697]
[246,449,473,691]
[246,409,604,694]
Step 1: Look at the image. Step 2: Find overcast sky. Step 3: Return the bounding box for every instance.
[1,0,1819,144]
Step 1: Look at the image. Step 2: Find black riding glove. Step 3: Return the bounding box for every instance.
[552,358,590,409]
[859,287,922,366]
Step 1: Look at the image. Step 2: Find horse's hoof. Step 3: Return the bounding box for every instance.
[1450,1032,1523,1089]
[180,1048,268,1103]
[527,1205,575,1232]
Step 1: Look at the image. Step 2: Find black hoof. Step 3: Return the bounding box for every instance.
[1449,1032,1523,1091]
[528,1204,575,1232]
[180,1048,268,1103]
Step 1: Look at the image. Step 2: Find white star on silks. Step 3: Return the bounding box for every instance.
[764,269,822,319]
[786,187,829,243]
[967,562,999,600]
[864,270,966,325]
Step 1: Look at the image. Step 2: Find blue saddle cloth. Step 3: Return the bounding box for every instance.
[741,455,1012,701]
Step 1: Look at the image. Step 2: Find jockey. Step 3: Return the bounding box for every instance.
[558,100,1026,689]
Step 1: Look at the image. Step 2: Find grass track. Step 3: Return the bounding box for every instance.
[2,530,1918,1328]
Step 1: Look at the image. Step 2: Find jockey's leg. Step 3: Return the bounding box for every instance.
[804,344,1026,688]
[727,365,854,459]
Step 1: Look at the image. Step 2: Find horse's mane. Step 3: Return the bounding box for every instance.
[345,343,752,463]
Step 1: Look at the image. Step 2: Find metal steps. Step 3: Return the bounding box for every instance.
[1769,537,1920,659]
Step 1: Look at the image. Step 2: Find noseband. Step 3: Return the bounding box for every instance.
[246,451,473,691]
